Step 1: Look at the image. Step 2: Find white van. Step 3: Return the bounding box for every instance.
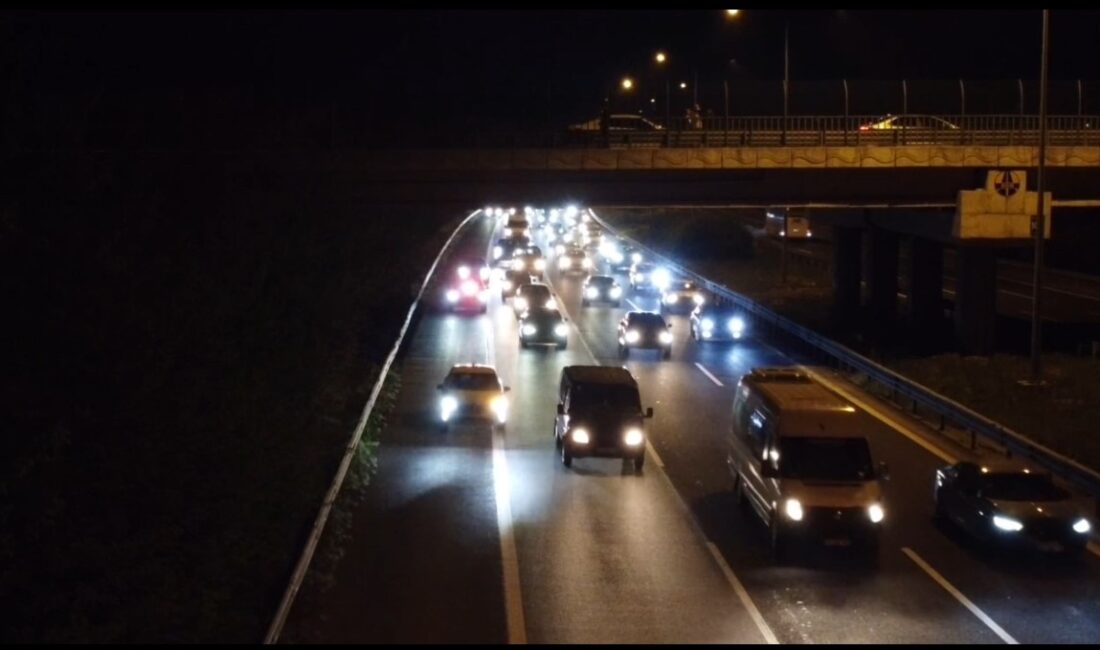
[727,368,889,561]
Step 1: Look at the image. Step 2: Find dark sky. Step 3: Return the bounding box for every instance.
[4,10,1100,138]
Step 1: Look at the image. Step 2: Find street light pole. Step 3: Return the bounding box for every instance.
[1029,9,1050,382]
[783,19,789,145]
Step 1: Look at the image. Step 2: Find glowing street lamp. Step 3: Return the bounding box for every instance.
[621,77,634,91]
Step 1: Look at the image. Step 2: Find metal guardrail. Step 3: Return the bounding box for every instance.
[416,114,1100,149]
[263,209,483,644]
[589,209,1100,501]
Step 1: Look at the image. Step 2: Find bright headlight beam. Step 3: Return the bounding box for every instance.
[554,323,569,337]
[1073,518,1091,534]
[521,324,537,336]
[571,428,590,444]
[585,287,598,299]
[784,498,804,522]
[625,330,640,343]
[992,515,1023,532]
[659,331,673,344]
[868,503,885,523]
[624,428,644,446]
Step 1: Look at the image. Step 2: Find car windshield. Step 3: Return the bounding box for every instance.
[588,276,614,287]
[673,282,698,292]
[527,309,563,323]
[570,384,641,413]
[628,313,665,328]
[447,372,499,391]
[778,437,875,481]
[635,264,655,273]
[981,474,1070,501]
[700,307,737,319]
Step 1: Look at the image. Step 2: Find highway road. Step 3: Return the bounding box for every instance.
[283,210,1100,644]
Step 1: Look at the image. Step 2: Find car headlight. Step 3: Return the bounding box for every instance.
[992,515,1023,532]
[653,268,671,290]
[624,428,644,446]
[461,280,478,296]
[659,331,673,344]
[558,258,570,269]
[693,294,705,305]
[512,259,524,271]
[545,298,556,309]
[491,396,508,423]
[514,297,528,312]
[664,294,678,304]
[632,252,642,264]
[582,258,591,268]
[636,273,646,282]
[440,395,458,421]
[868,503,885,524]
[729,317,745,333]
[1073,518,1091,534]
[610,286,622,298]
[625,330,640,343]
[493,246,503,259]
[554,323,569,337]
[457,266,470,279]
[522,324,537,336]
[784,498,804,522]
[571,428,590,444]
[585,287,599,299]
[535,259,546,271]
[701,318,715,330]
[445,289,459,303]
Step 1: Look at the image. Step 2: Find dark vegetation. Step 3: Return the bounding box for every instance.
[0,149,456,641]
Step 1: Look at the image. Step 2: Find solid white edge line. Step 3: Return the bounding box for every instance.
[706,542,780,645]
[264,209,484,644]
[625,297,643,311]
[694,362,725,387]
[485,227,527,645]
[901,547,1018,644]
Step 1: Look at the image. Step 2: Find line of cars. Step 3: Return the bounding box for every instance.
[437,205,1095,561]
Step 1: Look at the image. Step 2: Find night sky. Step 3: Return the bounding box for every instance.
[4,10,1100,140]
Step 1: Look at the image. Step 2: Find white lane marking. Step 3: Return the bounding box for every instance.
[547,261,774,645]
[694,362,724,387]
[706,543,780,645]
[902,547,1018,645]
[805,368,959,465]
[625,297,643,311]
[484,243,527,645]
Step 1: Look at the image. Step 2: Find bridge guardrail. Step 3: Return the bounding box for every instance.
[589,209,1100,502]
[416,114,1100,149]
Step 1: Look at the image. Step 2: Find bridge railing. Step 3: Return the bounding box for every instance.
[589,209,1100,502]
[426,114,1100,149]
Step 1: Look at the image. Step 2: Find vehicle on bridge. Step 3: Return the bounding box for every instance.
[568,113,664,133]
[765,208,812,239]
[618,311,673,359]
[582,275,623,307]
[728,368,889,561]
[553,365,654,472]
[859,114,961,144]
[689,303,747,341]
[512,282,556,317]
[933,459,1092,556]
[444,274,489,314]
[437,364,510,431]
[519,308,569,350]
[660,280,706,314]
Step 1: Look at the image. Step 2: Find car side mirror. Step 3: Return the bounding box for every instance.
[760,462,779,478]
[877,461,890,481]
[556,403,564,416]
[646,407,654,418]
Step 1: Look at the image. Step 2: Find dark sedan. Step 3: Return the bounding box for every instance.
[519,309,569,349]
[582,275,623,307]
[617,311,673,359]
[689,304,747,341]
[933,459,1092,555]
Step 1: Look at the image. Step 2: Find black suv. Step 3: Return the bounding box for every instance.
[554,366,653,472]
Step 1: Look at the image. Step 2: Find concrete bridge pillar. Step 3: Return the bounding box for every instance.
[954,245,997,355]
[866,228,899,335]
[909,237,945,336]
[832,226,862,329]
